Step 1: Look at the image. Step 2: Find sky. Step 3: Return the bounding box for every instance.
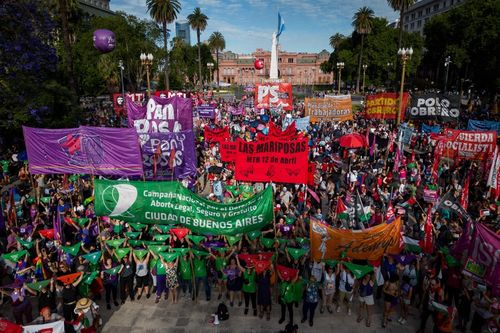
[111,0,399,54]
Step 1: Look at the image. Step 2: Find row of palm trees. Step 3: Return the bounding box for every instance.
[145,0,226,89]
[331,1,415,93]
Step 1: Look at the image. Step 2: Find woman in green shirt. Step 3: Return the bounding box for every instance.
[237,256,257,316]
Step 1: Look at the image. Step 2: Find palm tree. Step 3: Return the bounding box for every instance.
[352,6,375,93]
[187,7,208,88]
[208,31,225,90]
[387,0,415,51]
[329,33,345,51]
[146,0,181,90]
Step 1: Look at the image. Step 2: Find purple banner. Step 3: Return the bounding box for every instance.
[467,223,500,296]
[127,95,193,133]
[228,104,244,115]
[141,131,197,180]
[23,126,143,176]
[197,105,215,119]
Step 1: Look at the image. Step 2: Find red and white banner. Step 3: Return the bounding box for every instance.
[434,129,497,161]
[23,320,64,333]
[487,147,500,199]
[235,138,308,184]
[254,83,293,111]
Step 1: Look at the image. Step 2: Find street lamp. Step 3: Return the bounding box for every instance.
[140,53,154,97]
[118,60,125,103]
[207,62,214,86]
[396,47,413,125]
[444,56,451,93]
[362,64,368,94]
[336,62,344,95]
[386,62,393,89]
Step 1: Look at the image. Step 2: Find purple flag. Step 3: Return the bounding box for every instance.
[140,131,197,180]
[23,126,143,176]
[391,253,416,265]
[197,105,215,119]
[127,95,193,133]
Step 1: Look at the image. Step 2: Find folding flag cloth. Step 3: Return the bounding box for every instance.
[287,248,308,261]
[431,301,453,316]
[0,318,22,333]
[252,259,272,274]
[33,257,47,280]
[61,242,81,256]
[170,228,189,240]
[403,236,422,253]
[187,235,205,245]
[356,193,372,222]
[128,240,144,247]
[82,271,98,285]
[276,264,299,281]
[148,245,169,254]
[285,217,296,225]
[57,272,82,285]
[129,223,147,231]
[159,252,178,262]
[323,259,339,268]
[114,248,130,260]
[38,229,55,239]
[343,262,374,279]
[76,218,89,227]
[156,225,172,233]
[172,248,190,256]
[391,253,416,265]
[63,217,79,229]
[336,198,349,219]
[153,234,170,242]
[238,254,255,265]
[104,265,122,275]
[192,249,209,257]
[82,251,102,265]
[40,197,51,204]
[254,252,274,261]
[295,238,309,246]
[261,238,276,249]
[26,279,50,292]
[125,231,141,239]
[16,237,34,249]
[203,240,225,248]
[226,235,241,246]
[247,230,262,241]
[142,240,163,246]
[133,249,148,260]
[398,197,416,209]
[83,196,94,206]
[106,238,126,248]
[2,250,27,262]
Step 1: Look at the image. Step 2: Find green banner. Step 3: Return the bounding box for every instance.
[94,179,274,235]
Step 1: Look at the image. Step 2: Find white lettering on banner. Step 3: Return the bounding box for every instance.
[409,97,459,118]
[258,85,279,103]
[457,132,494,143]
[470,235,500,268]
[443,142,492,153]
[133,99,182,134]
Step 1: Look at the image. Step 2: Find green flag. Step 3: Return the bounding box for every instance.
[159,252,178,262]
[104,265,122,275]
[40,197,51,204]
[156,225,172,233]
[153,234,170,242]
[2,250,28,262]
[343,262,373,279]
[94,179,274,235]
[27,197,36,204]
[323,260,338,268]
[278,238,288,245]
[247,230,261,241]
[287,248,308,260]
[226,235,241,246]
[172,248,190,256]
[76,218,89,227]
[192,249,209,257]
[445,254,460,268]
[187,235,205,245]
[106,239,126,248]
[114,248,130,260]
[82,251,102,265]
[226,185,241,196]
[16,237,34,249]
[61,242,81,256]
[215,247,228,254]
[133,249,148,260]
[82,272,98,285]
[83,196,94,206]
[128,240,144,247]
[26,279,50,292]
[148,245,169,254]
[296,238,309,246]
[261,238,276,249]
[125,232,141,239]
[285,217,296,225]
[129,223,147,231]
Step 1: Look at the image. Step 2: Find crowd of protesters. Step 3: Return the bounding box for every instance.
[0,91,499,333]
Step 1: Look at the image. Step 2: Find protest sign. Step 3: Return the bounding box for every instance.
[234,137,308,184]
[305,96,353,122]
[406,94,460,122]
[140,131,196,180]
[439,129,497,160]
[197,105,216,119]
[310,217,402,260]
[23,320,64,333]
[23,126,143,176]
[294,116,310,131]
[94,179,273,235]
[254,83,293,111]
[365,92,408,120]
[434,191,474,224]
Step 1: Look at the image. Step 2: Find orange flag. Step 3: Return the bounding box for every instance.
[310,217,402,261]
[57,272,82,285]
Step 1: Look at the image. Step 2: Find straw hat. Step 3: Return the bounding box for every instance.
[74,298,93,312]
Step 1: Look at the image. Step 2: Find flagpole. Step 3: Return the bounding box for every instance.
[356,190,368,229]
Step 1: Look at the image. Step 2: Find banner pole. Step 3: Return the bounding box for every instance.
[189,246,197,304]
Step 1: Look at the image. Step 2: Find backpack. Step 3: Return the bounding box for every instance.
[217,302,229,321]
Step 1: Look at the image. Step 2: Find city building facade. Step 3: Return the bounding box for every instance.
[215,49,332,85]
[78,0,114,17]
[403,0,464,35]
[175,21,191,45]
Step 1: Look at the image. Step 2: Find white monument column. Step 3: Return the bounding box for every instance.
[269,32,279,81]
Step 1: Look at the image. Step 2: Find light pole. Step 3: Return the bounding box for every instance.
[362,64,368,94]
[396,47,413,125]
[207,62,214,87]
[118,59,125,102]
[140,53,154,97]
[386,62,393,89]
[336,62,344,95]
[444,56,451,93]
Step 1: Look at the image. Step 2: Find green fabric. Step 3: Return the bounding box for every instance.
[82,251,102,265]
[226,235,241,246]
[114,248,130,260]
[445,254,460,268]
[94,179,273,235]
[187,235,205,245]
[242,270,256,293]
[113,224,123,234]
[277,238,288,245]
[125,232,141,239]
[193,257,207,277]
[247,230,261,241]
[128,240,144,247]
[104,265,122,275]
[215,256,228,271]
[291,280,304,302]
[192,249,209,257]
[148,245,169,254]
[172,248,190,256]
[287,248,308,260]
[27,197,36,204]
[280,282,295,304]
[156,260,167,275]
[342,262,373,279]
[16,237,34,249]
[133,249,148,260]
[296,238,309,245]
[40,197,51,204]
[129,223,147,231]
[76,218,89,227]
[153,234,170,242]
[226,185,241,196]
[2,250,28,262]
[323,260,338,268]
[155,225,172,233]
[26,279,50,292]
[159,252,178,262]
[285,217,296,225]
[61,242,81,256]
[215,247,228,254]
[82,271,98,285]
[179,257,192,280]
[83,196,94,206]
[261,238,276,248]
[106,238,125,248]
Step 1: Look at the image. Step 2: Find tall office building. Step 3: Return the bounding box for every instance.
[175,21,191,45]
[403,0,464,36]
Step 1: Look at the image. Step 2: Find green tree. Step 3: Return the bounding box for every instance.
[352,6,375,93]
[208,31,226,90]
[187,7,208,87]
[387,0,416,51]
[329,33,345,51]
[146,0,181,90]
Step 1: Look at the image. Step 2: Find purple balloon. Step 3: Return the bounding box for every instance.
[93,29,116,53]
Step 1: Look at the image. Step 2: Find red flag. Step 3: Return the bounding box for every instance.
[251,259,271,274]
[0,318,22,333]
[63,216,79,229]
[276,264,298,281]
[38,229,55,239]
[461,174,470,210]
[421,206,433,254]
[385,201,395,222]
[170,228,189,240]
[57,272,82,285]
[431,141,444,182]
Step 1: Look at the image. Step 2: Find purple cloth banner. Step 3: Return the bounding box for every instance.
[127,95,193,133]
[197,105,215,119]
[140,131,197,180]
[23,126,143,176]
[467,223,500,296]
[228,104,244,116]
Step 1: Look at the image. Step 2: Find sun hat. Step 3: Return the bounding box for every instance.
[74,298,93,312]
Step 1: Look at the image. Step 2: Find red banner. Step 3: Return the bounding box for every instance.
[365,92,408,120]
[204,126,230,143]
[235,137,308,184]
[254,83,293,111]
[437,129,497,160]
[220,141,238,163]
[307,163,316,186]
